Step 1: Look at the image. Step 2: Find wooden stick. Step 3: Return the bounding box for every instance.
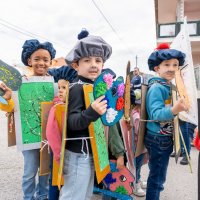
[179,127,193,173]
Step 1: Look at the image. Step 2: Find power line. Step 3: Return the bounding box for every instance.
[0,22,34,38]
[91,0,120,40]
[0,19,49,41]
[0,18,66,49]
[91,0,135,56]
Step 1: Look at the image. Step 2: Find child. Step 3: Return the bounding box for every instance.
[47,79,125,200]
[20,39,56,200]
[0,81,14,112]
[48,29,116,83]
[144,43,187,200]
[59,35,111,200]
[130,67,147,197]
[46,79,68,200]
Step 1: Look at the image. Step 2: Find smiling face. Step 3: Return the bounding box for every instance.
[154,58,179,82]
[73,56,104,81]
[28,49,52,76]
[58,79,67,103]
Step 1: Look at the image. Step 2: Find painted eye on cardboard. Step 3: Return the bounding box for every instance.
[119,175,127,182]
[111,86,117,96]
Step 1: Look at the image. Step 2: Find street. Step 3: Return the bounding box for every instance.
[0,112,197,200]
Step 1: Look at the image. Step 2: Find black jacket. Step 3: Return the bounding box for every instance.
[66,76,100,153]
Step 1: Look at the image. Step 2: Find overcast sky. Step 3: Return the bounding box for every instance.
[0,0,156,77]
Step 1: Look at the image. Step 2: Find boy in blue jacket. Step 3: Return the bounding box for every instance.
[144,43,188,200]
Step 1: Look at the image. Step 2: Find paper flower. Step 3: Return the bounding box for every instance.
[103,73,113,89]
[116,97,124,110]
[117,83,125,97]
[106,108,118,123]
[95,81,107,98]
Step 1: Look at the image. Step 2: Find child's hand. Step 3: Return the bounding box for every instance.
[171,97,188,115]
[91,95,107,115]
[0,81,12,100]
[116,155,125,170]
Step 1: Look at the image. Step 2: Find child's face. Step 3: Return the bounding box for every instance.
[58,79,67,103]
[133,68,139,76]
[28,49,52,76]
[74,56,104,80]
[154,58,179,82]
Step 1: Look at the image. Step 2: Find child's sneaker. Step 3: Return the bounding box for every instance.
[180,156,190,165]
[170,151,183,157]
[133,183,146,197]
[139,180,147,189]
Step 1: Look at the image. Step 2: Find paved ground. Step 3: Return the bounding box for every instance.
[0,112,198,200]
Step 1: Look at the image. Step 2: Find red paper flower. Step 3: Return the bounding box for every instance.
[116,97,124,110]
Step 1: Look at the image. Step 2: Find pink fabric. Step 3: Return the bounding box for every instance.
[46,106,62,163]
[52,95,60,104]
[132,107,140,146]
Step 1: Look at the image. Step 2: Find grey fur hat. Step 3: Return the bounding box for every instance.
[65,35,112,65]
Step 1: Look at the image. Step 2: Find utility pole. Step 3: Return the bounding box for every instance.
[135,55,138,67]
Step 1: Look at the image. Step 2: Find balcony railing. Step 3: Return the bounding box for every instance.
[158,20,200,38]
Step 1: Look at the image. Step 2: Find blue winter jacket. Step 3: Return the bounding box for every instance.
[146,77,174,136]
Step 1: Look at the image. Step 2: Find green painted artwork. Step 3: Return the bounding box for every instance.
[18,82,54,144]
[89,92,109,171]
[0,60,22,96]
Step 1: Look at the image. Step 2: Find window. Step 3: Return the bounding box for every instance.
[180,22,198,36]
[159,24,176,37]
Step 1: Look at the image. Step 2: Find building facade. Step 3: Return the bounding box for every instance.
[154,0,200,88]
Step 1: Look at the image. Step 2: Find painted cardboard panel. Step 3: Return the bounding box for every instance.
[13,76,55,151]
[83,84,110,183]
[40,102,53,176]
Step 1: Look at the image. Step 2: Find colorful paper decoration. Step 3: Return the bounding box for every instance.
[83,84,110,184]
[0,60,22,97]
[13,76,55,151]
[103,160,135,196]
[93,72,125,126]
